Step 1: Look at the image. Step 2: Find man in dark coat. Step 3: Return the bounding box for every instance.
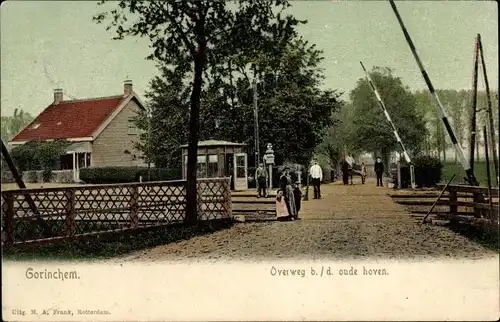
[374,157,384,187]
[293,181,302,212]
[255,162,268,197]
[341,161,350,185]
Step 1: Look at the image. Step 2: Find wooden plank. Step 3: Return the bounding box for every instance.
[395,200,449,206]
[232,200,275,204]
[390,194,446,199]
[231,194,276,198]
[232,209,274,213]
[437,184,499,196]
[411,210,474,215]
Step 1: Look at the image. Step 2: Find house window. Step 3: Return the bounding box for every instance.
[207,154,218,178]
[128,118,138,135]
[196,155,207,178]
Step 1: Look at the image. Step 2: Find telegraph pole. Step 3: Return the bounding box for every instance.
[147,107,152,182]
[469,35,479,174]
[389,0,478,185]
[477,34,499,186]
[253,78,260,167]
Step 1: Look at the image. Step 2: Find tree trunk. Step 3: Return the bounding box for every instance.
[185,48,206,226]
[228,60,237,142]
[381,147,389,177]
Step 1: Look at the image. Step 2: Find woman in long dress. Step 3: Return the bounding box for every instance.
[278,168,298,220]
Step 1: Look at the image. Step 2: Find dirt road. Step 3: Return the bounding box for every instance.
[113,178,497,262]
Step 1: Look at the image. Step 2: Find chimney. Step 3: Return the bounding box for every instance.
[54,89,63,104]
[124,80,133,96]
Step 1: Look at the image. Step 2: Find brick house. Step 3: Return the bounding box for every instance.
[9,80,147,181]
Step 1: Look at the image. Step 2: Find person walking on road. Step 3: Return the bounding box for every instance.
[360,162,367,184]
[375,157,384,187]
[341,161,349,185]
[309,161,323,199]
[346,155,355,185]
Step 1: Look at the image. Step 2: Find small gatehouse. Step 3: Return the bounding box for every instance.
[181,140,248,191]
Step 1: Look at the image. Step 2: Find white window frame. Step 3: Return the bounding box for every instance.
[127,117,138,135]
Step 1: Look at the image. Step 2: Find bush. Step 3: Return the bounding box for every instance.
[80,167,136,184]
[80,167,181,184]
[399,155,443,188]
[42,169,54,183]
[137,168,181,182]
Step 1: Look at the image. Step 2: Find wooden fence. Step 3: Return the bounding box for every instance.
[1,178,232,248]
[391,184,499,223]
[439,184,499,221]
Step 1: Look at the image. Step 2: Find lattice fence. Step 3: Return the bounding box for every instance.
[1,178,231,247]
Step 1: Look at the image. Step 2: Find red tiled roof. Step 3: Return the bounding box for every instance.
[11,95,126,142]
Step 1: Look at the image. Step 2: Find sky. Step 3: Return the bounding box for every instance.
[1,0,498,117]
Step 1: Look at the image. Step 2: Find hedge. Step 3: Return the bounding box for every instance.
[80,167,181,184]
[397,155,443,188]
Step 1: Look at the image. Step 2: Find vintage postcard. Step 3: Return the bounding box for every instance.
[1,0,498,321]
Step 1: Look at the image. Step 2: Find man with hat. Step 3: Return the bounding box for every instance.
[374,157,385,187]
[309,160,323,199]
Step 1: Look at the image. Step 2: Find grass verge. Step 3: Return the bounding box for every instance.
[442,161,496,185]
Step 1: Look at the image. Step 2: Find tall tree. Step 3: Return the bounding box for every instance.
[315,102,358,170]
[134,35,342,170]
[349,67,427,170]
[414,89,498,162]
[1,108,34,142]
[94,0,299,225]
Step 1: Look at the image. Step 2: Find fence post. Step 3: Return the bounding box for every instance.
[130,186,139,229]
[473,192,482,218]
[397,161,401,189]
[196,181,203,220]
[4,193,14,247]
[225,178,232,218]
[449,187,458,214]
[64,189,75,237]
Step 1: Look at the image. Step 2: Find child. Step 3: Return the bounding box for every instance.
[275,189,290,220]
[361,162,367,184]
[293,181,302,217]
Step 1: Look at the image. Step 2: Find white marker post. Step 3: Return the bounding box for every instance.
[264,144,275,191]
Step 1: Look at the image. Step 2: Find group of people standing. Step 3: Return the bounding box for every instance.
[255,155,386,222]
[340,155,367,185]
[340,155,385,186]
[275,167,302,221]
[255,163,302,221]
[255,160,322,221]
[275,161,323,221]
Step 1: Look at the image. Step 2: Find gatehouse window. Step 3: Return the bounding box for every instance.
[207,154,218,178]
[196,155,207,178]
